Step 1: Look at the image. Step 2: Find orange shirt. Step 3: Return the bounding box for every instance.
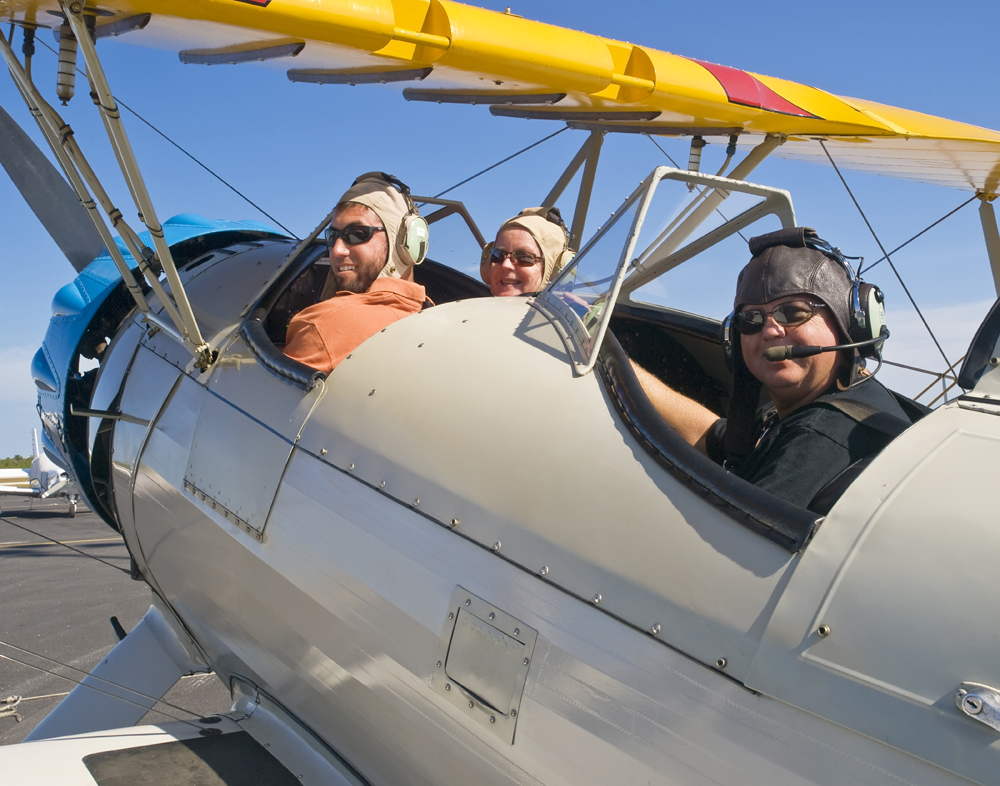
[284,278,426,373]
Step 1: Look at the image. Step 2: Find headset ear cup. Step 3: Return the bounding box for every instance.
[479,241,494,284]
[858,282,886,357]
[721,311,735,372]
[398,214,429,267]
[552,248,574,282]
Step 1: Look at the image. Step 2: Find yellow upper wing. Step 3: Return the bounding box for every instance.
[5,0,999,192]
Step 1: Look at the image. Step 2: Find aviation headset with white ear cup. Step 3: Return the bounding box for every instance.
[804,235,886,351]
[351,172,430,268]
[721,233,887,362]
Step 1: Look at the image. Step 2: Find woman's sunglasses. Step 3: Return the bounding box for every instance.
[733,300,827,335]
[490,248,543,267]
[325,224,386,250]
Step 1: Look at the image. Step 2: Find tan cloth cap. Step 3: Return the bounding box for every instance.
[336,175,413,280]
[480,207,571,288]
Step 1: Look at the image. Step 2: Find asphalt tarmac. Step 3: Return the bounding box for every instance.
[0,497,231,745]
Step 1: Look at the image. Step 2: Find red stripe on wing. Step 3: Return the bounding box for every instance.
[690,59,819,119]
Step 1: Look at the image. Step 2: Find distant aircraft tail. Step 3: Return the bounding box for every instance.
[31,428,40,460]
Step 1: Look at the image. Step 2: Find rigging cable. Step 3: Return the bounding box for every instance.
[429,126,568,200]
[36,37,298,239]
[818,139,953,373]
[0,515,130,575]
[0,638,210,730]
[859,194,977,275]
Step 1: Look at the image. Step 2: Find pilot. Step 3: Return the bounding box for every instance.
[632,227,917,512]
[480,207,573,296]
[284,172,430,374]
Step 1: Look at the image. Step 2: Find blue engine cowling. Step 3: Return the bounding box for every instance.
[33,214,288,528]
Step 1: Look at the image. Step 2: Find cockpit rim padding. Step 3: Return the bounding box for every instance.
[241,307,326,391]
[597,332,821,553]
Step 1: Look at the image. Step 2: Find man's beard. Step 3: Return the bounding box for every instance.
[334,262,381,294]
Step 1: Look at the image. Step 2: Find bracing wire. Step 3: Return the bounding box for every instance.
[0,638,212,730]
[0,516,130,575]
[818,139,953,373]
[859,195,977,275]
[429,127,568,200]
[882,357,958,383]
[644,133,682,169]
[36,38,299,239]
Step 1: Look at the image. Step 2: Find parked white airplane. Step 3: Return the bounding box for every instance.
[0,429,80,517]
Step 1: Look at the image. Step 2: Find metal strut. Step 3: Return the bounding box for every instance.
[0,24,203,362]
[0,29,151,316]
[977,193,1000,297]
[542,129,604,252]
[60,1,212,370]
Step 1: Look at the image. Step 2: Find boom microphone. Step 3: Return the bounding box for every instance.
[764,329,889,362]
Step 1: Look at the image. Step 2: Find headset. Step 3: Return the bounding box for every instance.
[351,172,430,268]
[541,205,576,273]
[722,231,887,364]
[803,235,886,351]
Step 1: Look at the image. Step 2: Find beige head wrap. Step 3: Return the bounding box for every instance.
[336,174,415,280]
[480,207,572,289]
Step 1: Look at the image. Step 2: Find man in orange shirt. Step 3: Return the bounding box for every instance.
[284,173,430,374]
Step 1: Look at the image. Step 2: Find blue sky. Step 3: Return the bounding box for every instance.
[1,0,998,457]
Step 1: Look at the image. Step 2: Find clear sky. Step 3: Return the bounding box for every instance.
[1,0,998,457]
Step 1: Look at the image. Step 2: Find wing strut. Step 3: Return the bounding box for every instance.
[542,130,604,252]
[621,134,785,294]
[0,31,153,320]
[978,195,1000,298]
[60,2,212,369]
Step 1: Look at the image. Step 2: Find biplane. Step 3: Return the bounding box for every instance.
[1,1,1000,784]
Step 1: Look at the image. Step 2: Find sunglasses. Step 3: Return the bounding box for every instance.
[733,300,827,334]
[490,248,543,267]
[325,224,386,250]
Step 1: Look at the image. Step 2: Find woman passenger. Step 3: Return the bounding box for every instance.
[480,207,573,296]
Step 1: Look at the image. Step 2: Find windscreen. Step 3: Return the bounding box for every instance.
[537,167,795,375]
[547,195,641,348]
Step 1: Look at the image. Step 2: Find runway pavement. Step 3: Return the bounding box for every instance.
[0,497,231,745]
